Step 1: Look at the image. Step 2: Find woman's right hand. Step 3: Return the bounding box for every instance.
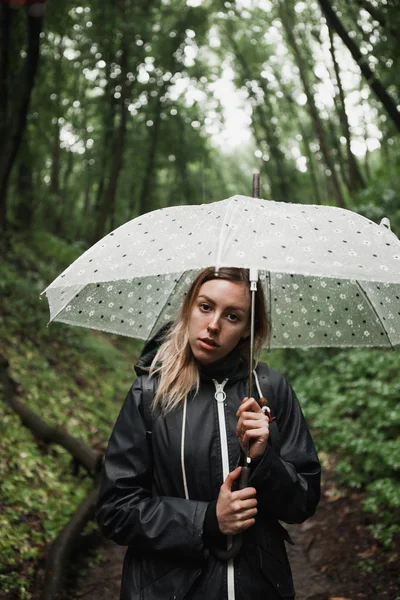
[216,467,258,535]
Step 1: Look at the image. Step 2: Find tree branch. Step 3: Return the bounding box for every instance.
[317,0,400,132]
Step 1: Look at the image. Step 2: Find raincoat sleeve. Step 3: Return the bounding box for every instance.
[249,369,321,524]
[95,377,208,558]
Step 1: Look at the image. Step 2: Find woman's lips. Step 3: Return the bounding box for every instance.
[199,338,219,350]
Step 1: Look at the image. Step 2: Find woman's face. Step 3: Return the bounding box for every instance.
[188,278,251,365]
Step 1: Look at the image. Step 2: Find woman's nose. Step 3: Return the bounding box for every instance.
[207,315,220,332]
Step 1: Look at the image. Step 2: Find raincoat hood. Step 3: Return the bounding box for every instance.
[134,322,172,375]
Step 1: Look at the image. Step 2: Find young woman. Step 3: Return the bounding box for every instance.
[96,267,321,600]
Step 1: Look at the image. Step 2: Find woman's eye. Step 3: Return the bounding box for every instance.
[227,313,238,322]
[199,303,211,312]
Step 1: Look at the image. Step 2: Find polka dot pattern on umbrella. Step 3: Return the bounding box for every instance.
[43,195,400,348]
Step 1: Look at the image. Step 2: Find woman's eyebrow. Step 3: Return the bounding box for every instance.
[197,295,247,314]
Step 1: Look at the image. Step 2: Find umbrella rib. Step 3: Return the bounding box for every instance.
[215,197,241,269]
[355,280,394,350]
[46,284,88,324]
[148,271,188,340]
[265,271,272,351]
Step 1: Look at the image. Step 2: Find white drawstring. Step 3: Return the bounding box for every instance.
[253,368,271,418]
[253,369,263,399]
[181,397,189,500]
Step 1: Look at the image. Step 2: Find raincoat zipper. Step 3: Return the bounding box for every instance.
[213,378,235,600]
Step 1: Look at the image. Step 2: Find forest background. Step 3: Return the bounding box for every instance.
[0,0,399,598]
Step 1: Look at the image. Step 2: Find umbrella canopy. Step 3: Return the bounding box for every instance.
[43,195,400,348]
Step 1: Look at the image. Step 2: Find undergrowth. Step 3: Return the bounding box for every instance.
[268,347,400,551]
[0,232,142,598]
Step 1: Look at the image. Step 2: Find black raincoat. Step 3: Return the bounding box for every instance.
[96,351,321,600]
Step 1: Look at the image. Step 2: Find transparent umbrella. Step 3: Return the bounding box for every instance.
[43,195,400,349]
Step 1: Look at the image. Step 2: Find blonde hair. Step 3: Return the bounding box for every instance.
[149,267,270,414]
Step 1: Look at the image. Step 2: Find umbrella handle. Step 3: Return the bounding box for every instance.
[211,466,251,561]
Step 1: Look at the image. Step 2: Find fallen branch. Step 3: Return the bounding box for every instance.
[0,354,103,477]
[0,353,107,599]
[40,486,100,600]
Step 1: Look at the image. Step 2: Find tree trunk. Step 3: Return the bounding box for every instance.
[50,121,61,194]
[225,25,290,201]
[136,8,192,215]
[138,97,162,215]
[175,116,192,204]
[93,82,128,241]
[328,27,366,191]
[0,6,44,230]
[83,164,93,219]
[59,150,74,237]
[93,0,130,242]
[15,139,35,231]
[40,486,100,600]
[92,41,116,232]
[318,0,400,132]
[0,4,12,141]
[280,1,346,208]
[272,65,323,205]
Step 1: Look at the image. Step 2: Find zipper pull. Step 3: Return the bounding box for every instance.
[213,379,228,403]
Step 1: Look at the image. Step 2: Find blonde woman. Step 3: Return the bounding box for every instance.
[96,267,321,600]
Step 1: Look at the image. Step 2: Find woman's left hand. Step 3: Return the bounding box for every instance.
[236,397,269,459]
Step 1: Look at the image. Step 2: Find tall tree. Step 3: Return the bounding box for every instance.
[279,0,346,208]
[327,26,366,191]
[0,1,45,230]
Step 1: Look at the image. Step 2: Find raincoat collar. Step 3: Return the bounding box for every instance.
[198,346,248,383]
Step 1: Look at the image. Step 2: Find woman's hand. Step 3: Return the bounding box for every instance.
[236,397,269,460]
[216,467,258,535]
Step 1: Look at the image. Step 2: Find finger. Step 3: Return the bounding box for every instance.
[242,428,269,446]
[242,426,269,439]
[237,419,268,443]
[239,497,258,510]
[223,466,242,491]
[236,411,266,434]
[236,507,258,521]
[235,518,256,533]
[242,410,267,419]
[233,486,257,500]
[236,398,262,416]
[239,417,269,433]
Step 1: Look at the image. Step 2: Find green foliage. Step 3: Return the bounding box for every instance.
[268,346,400,548]
[354,139,400,233]
[0,233,141,598]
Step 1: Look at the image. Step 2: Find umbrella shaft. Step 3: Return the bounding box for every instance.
[245,285,257,466]
[248,286,256,398]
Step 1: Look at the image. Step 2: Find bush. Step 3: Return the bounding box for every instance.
[268,346,400,548]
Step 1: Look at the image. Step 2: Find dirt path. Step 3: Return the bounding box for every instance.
[286,523,330,600]
[70,521,331,600]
